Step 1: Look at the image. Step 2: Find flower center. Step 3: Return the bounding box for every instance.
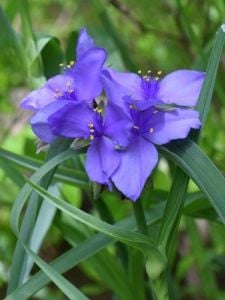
[138,70,161,100]
[54,81,78,101]
[87,108,104,141]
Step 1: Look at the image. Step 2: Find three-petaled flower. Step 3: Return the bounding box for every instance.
[20,28,107,143]
[20,28,204,201]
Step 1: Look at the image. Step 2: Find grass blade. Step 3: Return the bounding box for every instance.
[157,24,225,257]
[6,204,163,299]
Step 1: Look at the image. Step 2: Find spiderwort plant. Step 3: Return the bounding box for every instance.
[20,28,204,201]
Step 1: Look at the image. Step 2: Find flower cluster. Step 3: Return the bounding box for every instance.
[21,28,204,201]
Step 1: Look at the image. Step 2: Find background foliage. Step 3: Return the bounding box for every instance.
[0,0,225,299]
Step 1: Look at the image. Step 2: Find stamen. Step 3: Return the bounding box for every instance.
[70,60,75,66]
[157,70,162,75]
[89,129,95,133]
[133,125,140,130]
[66,82,71,87]
[149,127,154,133]
[138,70,142,74]
[154,76,159,81]
[89,135,95,140]
[147,70,152,74]
[59,63,64,67]
[94,107,103,113]
[88,123,94,128]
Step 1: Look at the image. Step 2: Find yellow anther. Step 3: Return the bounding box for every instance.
[147,70,152,74]
[138,70,142,74]
[94,107,103,113]
[157,70,162,75]
[70,60,75,66]
[59,63,64,67]
[88,123,94,128]
[150,127,154,133]
[89,135,95,141]
[67,65,71,68]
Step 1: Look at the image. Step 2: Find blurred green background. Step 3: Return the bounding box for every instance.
[1,0,225,299]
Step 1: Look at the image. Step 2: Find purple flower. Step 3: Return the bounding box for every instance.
[102,68,205,112]
[20,28,107,143]
[110,106,200,200]
[20,26,204,201]
[101,70,204,200]
[48,101,132,186]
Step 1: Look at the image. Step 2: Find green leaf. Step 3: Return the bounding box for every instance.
[0,148,90,189]
[59,220,137,300]
[38,34,64,79]
[6,235,89,300]
[28,179,163,260]
[0,157,25,188]
[160,139,225,224]
[156,24,225,258]
[20,185,58,282]
[7,140,73,293]
[196,25,225,129]
[7,204,163,299]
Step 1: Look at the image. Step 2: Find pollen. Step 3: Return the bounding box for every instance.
[150,127,154,133]
[89,135,95,140]
[94,107,103,113]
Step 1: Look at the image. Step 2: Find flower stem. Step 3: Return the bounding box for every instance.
[132,199,148,235]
